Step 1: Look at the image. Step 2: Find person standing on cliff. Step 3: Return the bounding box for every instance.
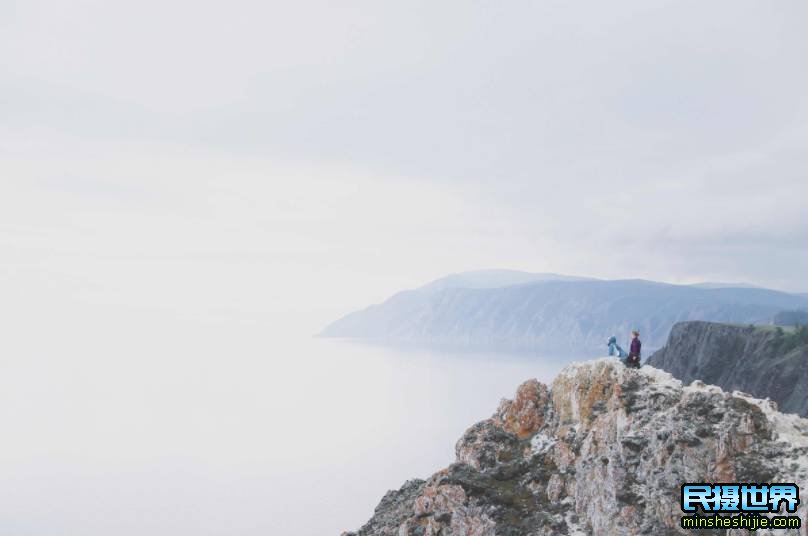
[627,330,642,368]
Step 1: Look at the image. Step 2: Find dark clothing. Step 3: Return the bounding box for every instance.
[626,337,642,368]
[630,338,641,358]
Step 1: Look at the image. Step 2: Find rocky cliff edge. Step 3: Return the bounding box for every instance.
[344,358,808,536]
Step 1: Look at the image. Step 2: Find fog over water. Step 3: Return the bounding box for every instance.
[3,1,807,534]
[0,303,577,535]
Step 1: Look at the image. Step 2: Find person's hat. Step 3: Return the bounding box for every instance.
[631,330,640,336]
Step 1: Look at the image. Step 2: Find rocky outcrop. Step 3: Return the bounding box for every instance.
[344,359,808,535]
[647,321,808,417]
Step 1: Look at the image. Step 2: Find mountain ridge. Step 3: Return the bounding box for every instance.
[322,273,808,353]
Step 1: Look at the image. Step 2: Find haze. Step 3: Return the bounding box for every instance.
[1,1,807,534]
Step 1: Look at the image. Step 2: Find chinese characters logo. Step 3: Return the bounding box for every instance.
[682,483,799,513]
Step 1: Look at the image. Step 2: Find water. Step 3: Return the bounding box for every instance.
[0,307,581,535]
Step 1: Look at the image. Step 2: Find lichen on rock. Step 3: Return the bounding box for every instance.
[345,358,808,535]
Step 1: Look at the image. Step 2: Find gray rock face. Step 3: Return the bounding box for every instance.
[344,359,808,535]
[322,277,808,353]
[647,321,808,417]
[774,310,808,326]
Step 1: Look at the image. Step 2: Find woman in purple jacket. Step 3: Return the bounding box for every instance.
[627,330,642,368]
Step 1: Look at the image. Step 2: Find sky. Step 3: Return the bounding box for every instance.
[2,0,808,332]
[1,2,807,534]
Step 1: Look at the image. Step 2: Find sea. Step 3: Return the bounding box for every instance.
[0,311,585,535]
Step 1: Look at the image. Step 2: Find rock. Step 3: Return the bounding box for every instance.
[493,379,550,439]
[346,358,808,535]
[647,321,808,417]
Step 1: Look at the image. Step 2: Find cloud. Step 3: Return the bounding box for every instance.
[1,0,807,301]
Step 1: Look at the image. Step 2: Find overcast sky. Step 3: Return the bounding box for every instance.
[2,0,807,330]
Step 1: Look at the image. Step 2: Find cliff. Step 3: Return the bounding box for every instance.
[647,321,808,417]
[322,276,808,353]
[774,310,808,327]
[344,359,808,535]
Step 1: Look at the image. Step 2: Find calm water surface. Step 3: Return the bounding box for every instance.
[0,311,583,535]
